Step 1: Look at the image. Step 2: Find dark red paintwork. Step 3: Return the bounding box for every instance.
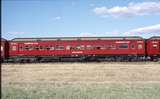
[9,37,145,57]
[1,38,9,60]
[147,37,160,56]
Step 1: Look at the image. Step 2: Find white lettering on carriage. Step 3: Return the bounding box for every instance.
[137,41,143,43]
[24,42,38,44]
[10,43,17,45]
[152,41,158,43]
[72,51,83,54]
[115,41,130,43]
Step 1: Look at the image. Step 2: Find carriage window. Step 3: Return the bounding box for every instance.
[95,45,105,50]
[138,44,143,49]
[76,45,81,50]
[76,45,85,50]
[35,46,40,50]
[96,46,101,50]
[42,46,46,50]
[106,45,116,49]
[66,45,71,50]
[55,45,65,50]
[50,46,54,50]
[28,46,34,51]
[119,44,128,49]
[153,44,158,49]
[80,45,85,50]
[39,46,43,50]
[101,45,106,50]
[94,45,105,50]
[12,46,17,51]
[19,46,23,51]
[25,46,29,50]
[25,46,33,51]
[111,45,116,49]
[86,45,93,50]
[45,46,50,50]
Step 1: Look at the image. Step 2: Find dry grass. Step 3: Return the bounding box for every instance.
[2,62,160,99]
[2,62,160,84]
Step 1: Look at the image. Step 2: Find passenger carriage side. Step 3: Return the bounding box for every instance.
[146,36,160,61]
[8,37,146,62]
[1,38,9,62]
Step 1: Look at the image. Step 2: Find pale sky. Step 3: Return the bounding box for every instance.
[2,0,160,39]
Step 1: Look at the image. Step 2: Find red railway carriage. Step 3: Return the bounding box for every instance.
[1,38,9,61]
[9,36,145,62]
[147,36,160,60]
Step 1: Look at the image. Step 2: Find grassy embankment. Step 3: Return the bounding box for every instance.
[2,62,160,99]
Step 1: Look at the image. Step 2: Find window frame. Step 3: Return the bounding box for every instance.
[11,46,17,51]
[137,44,143,49]
[55,45,65,50]
[152,44,158,49]
[86,45,93,50]
[118,44,129,49]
